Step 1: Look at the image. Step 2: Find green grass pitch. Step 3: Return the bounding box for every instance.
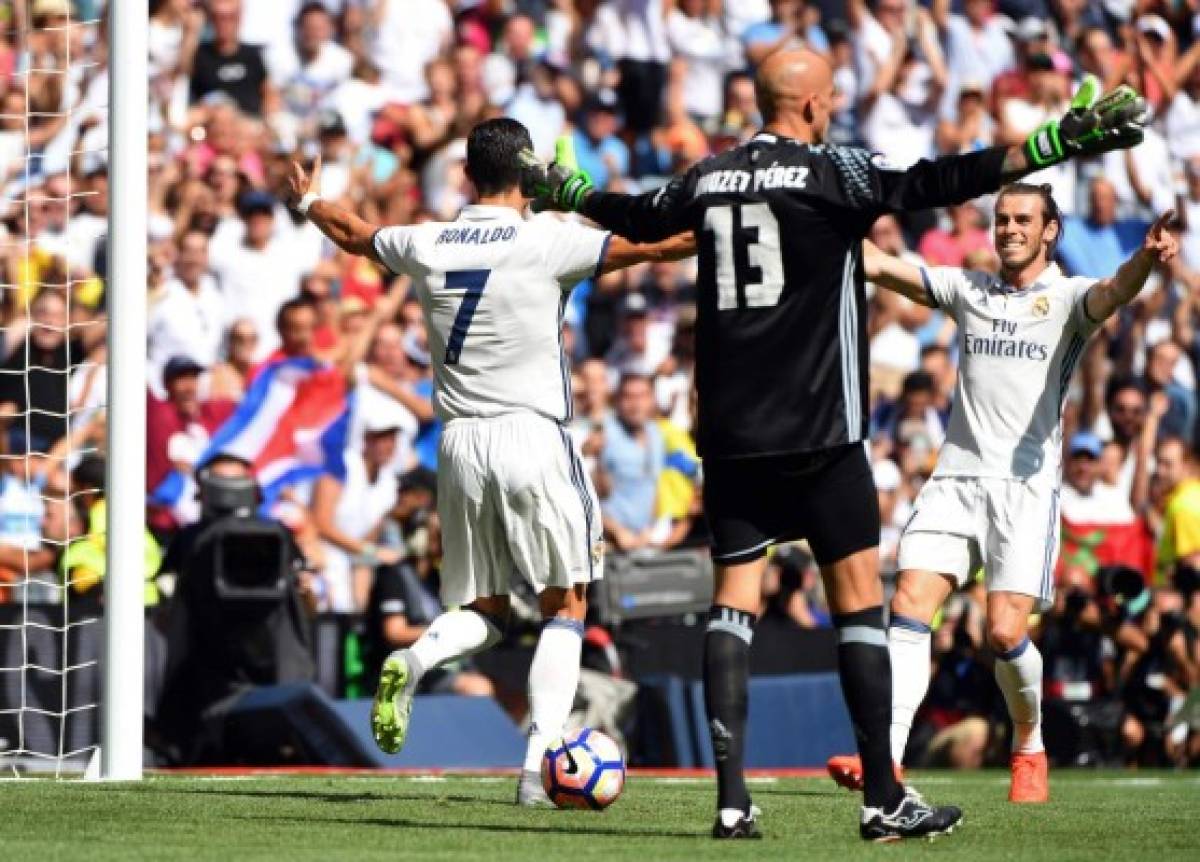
[3,771,1197,860]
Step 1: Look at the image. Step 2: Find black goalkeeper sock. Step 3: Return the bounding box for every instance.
[703,605,755,814]
[834,606,904,810]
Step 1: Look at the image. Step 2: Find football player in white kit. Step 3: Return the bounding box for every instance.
[282,118,694,804]
[825,184,1178,803]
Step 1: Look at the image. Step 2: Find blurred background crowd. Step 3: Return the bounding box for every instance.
[0,0,1198,768]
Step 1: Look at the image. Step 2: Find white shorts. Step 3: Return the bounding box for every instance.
[437,412,604,607]
[897,476,1059,610]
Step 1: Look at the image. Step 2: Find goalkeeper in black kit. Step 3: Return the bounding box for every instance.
[526,48,1147,842]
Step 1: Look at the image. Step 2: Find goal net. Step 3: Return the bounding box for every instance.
[0,0,143,779]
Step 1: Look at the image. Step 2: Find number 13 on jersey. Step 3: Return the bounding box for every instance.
[704,203,784,310]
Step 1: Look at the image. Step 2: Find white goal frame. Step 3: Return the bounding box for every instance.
[100,0,146,781]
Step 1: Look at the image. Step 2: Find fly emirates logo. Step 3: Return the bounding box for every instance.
[694,165,810,196]
[963,318,1049,361]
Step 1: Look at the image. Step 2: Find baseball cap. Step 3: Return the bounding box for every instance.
[623,292,649,317]
[1069,431,1103,458]
[958,79,986,98]
[583,90,619,115]
[163,356,205,385]
[872,458,901,492]
[1016,17,1049,42]
[237,190,276,217]
[1136,14,1172,42]
[362,399,410,434]
[317,109,347,137]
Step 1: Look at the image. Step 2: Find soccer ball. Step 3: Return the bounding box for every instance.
[541,727,626,810]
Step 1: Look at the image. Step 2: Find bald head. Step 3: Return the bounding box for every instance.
[754,48,834,137]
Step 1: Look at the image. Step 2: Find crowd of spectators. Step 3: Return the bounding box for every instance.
[0,0,1197,766]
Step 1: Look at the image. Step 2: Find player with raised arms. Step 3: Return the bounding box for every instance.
[281,118,694,806]
[825,189,1179,803]
[525,47,1147,840]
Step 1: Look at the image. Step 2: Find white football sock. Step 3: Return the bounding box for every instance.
[719,808,747,827]
[403,609,503,692]
[888,615,933,767]
[994,637,1045,754]
[522,617,584,773]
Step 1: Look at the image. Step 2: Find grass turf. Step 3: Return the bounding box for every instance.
[2,771,1197,860]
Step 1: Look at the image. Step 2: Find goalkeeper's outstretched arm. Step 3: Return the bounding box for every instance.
[531,76,1147,233]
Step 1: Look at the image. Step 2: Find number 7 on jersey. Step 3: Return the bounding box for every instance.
[442,269,491,364]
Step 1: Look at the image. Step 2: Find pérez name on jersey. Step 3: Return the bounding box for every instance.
[694,165,810,196]
[435,225,518,245]
[963,318,1049,361]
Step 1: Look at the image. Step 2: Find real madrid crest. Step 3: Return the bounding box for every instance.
[1032,296,1050,318]
[592,539,605,565]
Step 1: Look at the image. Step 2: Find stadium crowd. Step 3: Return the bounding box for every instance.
[0,0,1197,766]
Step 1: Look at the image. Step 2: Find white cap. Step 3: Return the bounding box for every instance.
[362,399,411,435]
[1016,16,1049,41]
[872,458,901,492]
[1136,14,1172,42]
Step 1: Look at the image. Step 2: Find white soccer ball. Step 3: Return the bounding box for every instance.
[540,727,626,810]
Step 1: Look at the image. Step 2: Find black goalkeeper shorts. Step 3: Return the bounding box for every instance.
[702,443,881,566]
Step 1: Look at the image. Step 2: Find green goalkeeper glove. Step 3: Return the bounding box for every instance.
[1024,75,1148,169]
[518,136,595,212]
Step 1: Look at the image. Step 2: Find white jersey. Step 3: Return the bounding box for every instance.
[373,205,610,423]
[922,263,1100,485]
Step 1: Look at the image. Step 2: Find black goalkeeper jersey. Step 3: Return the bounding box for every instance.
[581,133,1008,460]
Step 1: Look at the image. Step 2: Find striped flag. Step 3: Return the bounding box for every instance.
[149,357,351,521]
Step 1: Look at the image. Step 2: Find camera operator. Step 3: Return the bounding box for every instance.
[1037,564,1143,765]
[154,453,315,764]
[1170,566,1200,764]
[1120,589,1193,765]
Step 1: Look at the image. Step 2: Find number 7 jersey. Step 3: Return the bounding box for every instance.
[372,205,610,422]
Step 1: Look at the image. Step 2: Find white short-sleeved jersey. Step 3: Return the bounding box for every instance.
[373,205,610,423]
[922,263,1100,484]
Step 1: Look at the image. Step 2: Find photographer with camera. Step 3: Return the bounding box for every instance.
[1038,563,1151,765]
[155,454,315,764]
[1120,586,1194,765]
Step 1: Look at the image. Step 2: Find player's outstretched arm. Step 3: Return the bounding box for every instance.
[282,156,386,264]
[1084,210,1178,324]
[523,137,690,242]
[599,232,697,274]
[861,240,936,308]
[879,77,1147,212]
